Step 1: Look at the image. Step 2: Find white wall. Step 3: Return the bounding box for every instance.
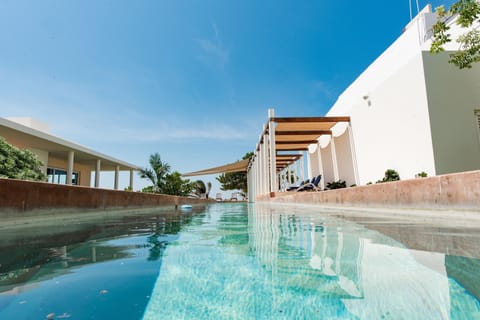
[423,52,480,174]
[324,8,437,184]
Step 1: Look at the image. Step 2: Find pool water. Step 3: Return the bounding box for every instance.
[1,203,479,319]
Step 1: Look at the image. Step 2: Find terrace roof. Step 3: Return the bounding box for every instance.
[258,116,350,171]
[0,117,141,171]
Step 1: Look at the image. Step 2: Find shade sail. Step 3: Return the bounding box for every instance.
[182,158,250,177]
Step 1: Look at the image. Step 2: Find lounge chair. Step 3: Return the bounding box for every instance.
[286,179,310,191]
[297,175,322,192]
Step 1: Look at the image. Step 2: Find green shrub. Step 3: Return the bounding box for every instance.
[0,137,46,181]
[416,171,428,178]
[376,169,400,183]
[326,180,347,189]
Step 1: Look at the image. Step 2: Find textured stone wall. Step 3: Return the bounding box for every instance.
[258,170,480,210]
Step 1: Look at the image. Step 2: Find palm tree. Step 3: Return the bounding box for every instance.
[206,182,212,199]
[193,180,206,198]
[140,153,171,192]
[193,180,212,198]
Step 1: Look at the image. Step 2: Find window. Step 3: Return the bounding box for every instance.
[47,168,79,185]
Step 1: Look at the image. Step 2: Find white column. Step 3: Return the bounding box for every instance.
[347,124,360,185]
[330,137,340,182]
[287,165,292,186]
[252,148,259,198]
[293,162,298,184]
[263,132,269,194]
[114,165,120,190]
[268,108,277,192]
[95,159,101,188]
[256,150,260,198]
[316,143,325,190]
[257,150,262,196]
[306,151,312,179]
[129,169,134,190]
[67,151,74,185]
[300,152,305,182]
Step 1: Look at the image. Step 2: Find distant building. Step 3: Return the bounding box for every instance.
[0,117,140,189]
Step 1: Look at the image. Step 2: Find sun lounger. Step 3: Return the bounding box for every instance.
[286,179,310,191]
[296,175,322,192]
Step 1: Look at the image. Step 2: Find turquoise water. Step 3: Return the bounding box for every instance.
[1,204,480,319]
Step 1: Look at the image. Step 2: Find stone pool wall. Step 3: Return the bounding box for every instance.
[0,178,213,215]
[257,170,480,210]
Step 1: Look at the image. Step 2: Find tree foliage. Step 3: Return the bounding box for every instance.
[140,153,193,196]
[430,0,480,68]
[139,153,171,192]
[162,172,194,197]
[192,180,212,198]
[216,152,253,193]
[0,136,46,181]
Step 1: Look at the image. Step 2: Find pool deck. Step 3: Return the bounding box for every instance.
[257,170,480,211]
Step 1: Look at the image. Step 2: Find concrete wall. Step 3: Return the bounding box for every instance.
[423,52,480,175]
[0,178,212,215]
[257,170,480,210]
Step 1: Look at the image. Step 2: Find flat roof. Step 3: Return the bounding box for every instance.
[0,117,141,171]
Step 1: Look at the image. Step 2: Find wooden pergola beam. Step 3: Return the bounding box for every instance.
[276,147,309,151]
[276,140,318,145]
[275,130,332,136]
[272,116,350,123]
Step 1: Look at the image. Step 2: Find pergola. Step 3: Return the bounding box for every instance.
[247,109,350,200]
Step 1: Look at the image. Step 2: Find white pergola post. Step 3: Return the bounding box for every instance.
[306,151,312,179]
[129,169,134,190]
[114,165,120,190]
[347,124,360,185]
[95,159,101,188]
[254,151,259,199]
[287,165,292,186]
[316,143,325,190]
[293,162,298,185]
[263,134,269,194]
[268,108,277,192]
[299,152,305,182]
[258,148,262,195]
[67,151,74,185]
[330,137,340,182]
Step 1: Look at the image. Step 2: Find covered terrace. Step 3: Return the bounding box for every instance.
[0,117,141,189]
[247,109,354,201]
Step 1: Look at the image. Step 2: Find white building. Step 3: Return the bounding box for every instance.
[0,117,141,189]
[248,5,480,199]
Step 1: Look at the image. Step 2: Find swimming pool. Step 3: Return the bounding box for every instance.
[1,203,479,319]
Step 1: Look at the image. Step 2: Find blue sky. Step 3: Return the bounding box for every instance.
[0,0,456,195]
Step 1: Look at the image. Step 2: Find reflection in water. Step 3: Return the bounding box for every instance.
[250,204,480,319]
[145,203,480,319]
[1,204,479,319]
[0,208,200,320]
